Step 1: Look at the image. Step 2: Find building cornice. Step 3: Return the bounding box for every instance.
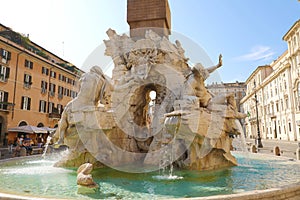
[283,19,300,41]
[241,61,291,104]
[244,65,272,84]
[0,35,82,77]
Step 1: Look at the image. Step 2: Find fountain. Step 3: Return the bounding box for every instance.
[0,2,300,199]
[47,27,246,174]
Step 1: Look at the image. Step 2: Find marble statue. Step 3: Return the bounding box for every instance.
[52,29,247,172]
[53,66,111,167]
[55,66,108,145]
[77,163,99,194]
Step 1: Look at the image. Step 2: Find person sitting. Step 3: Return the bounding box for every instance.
[22,140,33,155]
[37,134,44,148]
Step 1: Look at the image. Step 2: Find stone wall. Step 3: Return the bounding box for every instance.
[173,182,300,200]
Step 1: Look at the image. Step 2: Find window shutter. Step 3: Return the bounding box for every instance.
[3,92,8,110]
[39,100,41,112]
[29,75,32,84]
[3,92,8,102]
[5,67,10,79]
[21,96,24,109]
[0,48,3,57]
[45,82,48,90]
[41,81,43,88]
[27,97,31,110]
[23,74,26,83]
[7,52,11,60]
[25,60,28,67]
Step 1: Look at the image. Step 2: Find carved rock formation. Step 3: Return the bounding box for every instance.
[76,163,99,194]
[53,29,246,172]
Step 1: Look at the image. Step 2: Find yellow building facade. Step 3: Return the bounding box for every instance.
[0,23,83,144]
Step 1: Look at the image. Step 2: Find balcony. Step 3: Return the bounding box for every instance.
[48,108,61,119]
[49,91,55,97]
[48,112,61,119]
[0,74,7,83]
[248,117,257,122]
[58,94,63,99]
[23,82,32,89]
[41,88,47,94]
[268,112,276,118]
[0,102,14,112]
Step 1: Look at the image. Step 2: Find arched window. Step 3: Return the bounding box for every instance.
[37,123,44,127]
[18,121,27,126]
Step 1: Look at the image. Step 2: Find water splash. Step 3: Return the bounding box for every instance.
[42,135,52,157]
[233,119,249,152]
[155,116,184,181]
[152,174,183,180]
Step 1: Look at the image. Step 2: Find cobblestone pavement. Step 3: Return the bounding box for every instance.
[233,137,300,160]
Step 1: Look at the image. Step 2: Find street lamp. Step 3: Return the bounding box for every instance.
[254,80,263,148]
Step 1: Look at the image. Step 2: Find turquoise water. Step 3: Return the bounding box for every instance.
[0,152,299,199]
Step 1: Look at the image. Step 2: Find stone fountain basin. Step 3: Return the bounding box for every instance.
[0,152,299,200]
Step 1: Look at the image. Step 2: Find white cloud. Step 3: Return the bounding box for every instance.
[234,45,275,62]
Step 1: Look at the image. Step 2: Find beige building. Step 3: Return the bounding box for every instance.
[0,23,83,144]
[207,81,246,112]
[241,20,300,141]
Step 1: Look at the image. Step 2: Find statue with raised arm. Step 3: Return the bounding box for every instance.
[185,54,223,107]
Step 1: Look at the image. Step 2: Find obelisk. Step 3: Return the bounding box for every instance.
[127,0,171,38]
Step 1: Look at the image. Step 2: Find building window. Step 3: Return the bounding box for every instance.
[64,88,70,96]
[21,96,31,110]
[42,66,49,75]
[39,100,47,113]
[50,70,56,78]
[284,81,287,90]
[41,81,48,94]
[70,90,77,98]
[57,104,63,114]
[0,90,9,110]
[0,49,11,64]
[297,83,300,111]
[49,83,56,96]
[23,74,32,88]
[58,86,64,99]
[25,59,33,69]
[48,102,54,113]
[289,122,291,132]
[0,65,10,82]
[59,74,66,81]
[286,98,289,109]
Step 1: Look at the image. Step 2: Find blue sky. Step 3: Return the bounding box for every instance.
[0,0,299,82]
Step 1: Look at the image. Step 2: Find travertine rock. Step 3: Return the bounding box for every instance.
[53,29,246,172]
[76,163,99,194]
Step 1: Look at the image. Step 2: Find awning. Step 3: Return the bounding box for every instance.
[8,125,48,134]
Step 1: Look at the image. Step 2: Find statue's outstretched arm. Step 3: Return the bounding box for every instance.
[206,54,222,74]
